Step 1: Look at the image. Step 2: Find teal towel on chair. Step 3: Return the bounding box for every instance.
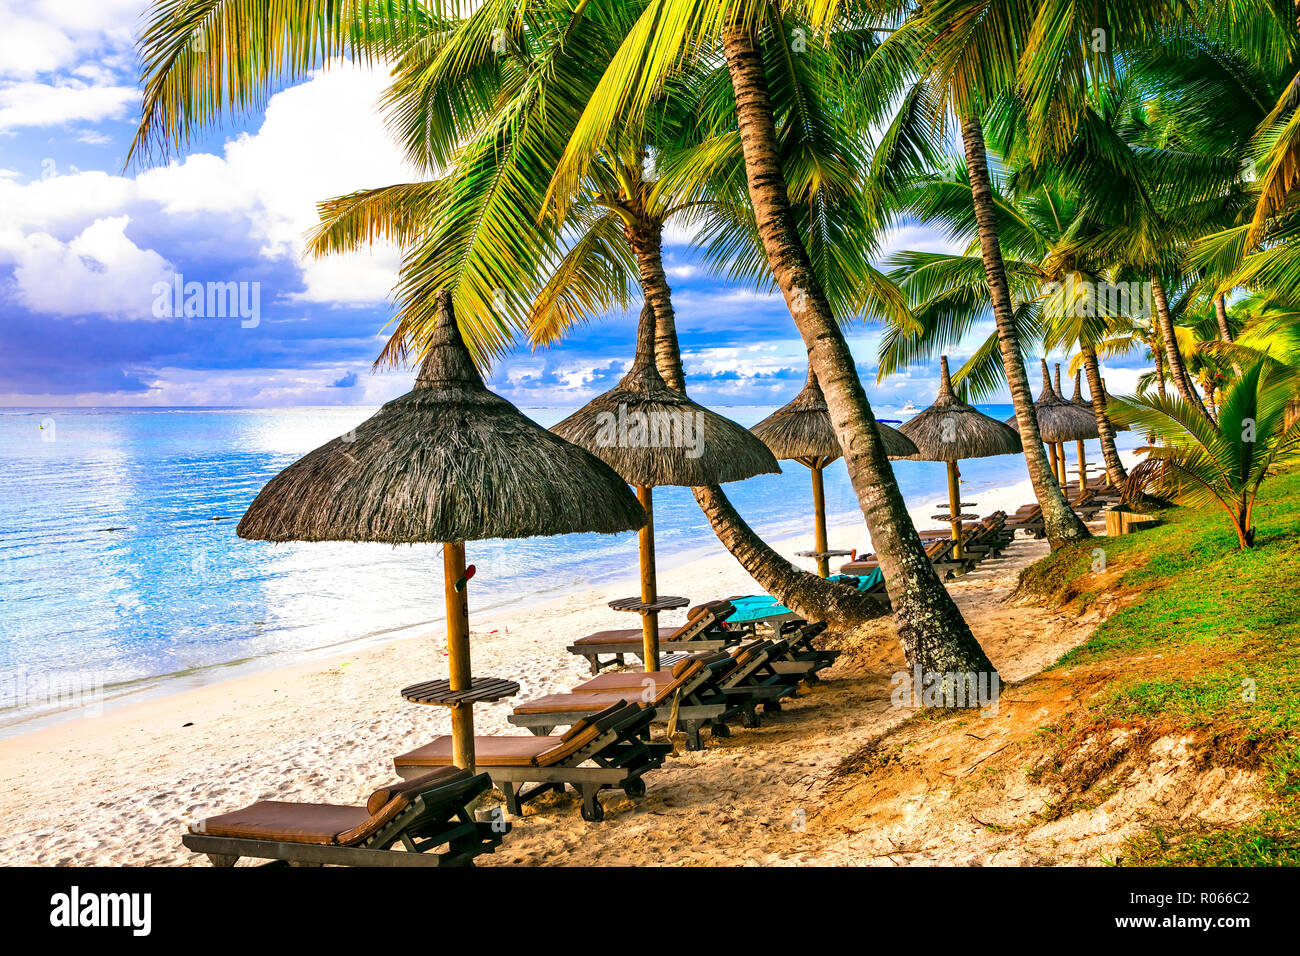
[725,595,793,623]
[829,567,884,591]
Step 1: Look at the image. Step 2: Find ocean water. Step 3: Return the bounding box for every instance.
[0,403,1135,734]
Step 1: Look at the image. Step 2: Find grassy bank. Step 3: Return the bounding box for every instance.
[1019,471,1300,865]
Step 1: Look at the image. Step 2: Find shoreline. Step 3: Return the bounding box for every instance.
[0,453,1139,744]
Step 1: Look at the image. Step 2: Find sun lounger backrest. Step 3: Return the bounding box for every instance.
[533,702,651,767]
[341,767,483,847]
[669,601,735,642]
[657,650,734,703]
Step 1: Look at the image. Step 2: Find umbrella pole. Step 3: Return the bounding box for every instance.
[1076,440,1087,491]
[1058,443,1069,485]
[443,540,474,770]
[636,485,659,673]
[811,461,829,578]
[947,459,963,559]
[1047,442,1059,483]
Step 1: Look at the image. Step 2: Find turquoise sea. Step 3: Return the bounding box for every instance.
[0,403,1136,734]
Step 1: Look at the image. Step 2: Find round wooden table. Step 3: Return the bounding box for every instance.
[400,676,520,706]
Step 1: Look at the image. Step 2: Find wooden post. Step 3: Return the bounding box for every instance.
[947,459,963,559]
[811,461,829,577]
[636,484,659,673]
[1076,439,1087,491]
[443,540,474,770]
[1047,442,1059,484]
[1056,443,1068,485]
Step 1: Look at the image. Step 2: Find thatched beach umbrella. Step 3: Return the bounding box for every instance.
[238,291,645,769]
[751,368,916,576]
[553,306,779,670]
[1009,360,1096,485]
[899,356,1022,558]
[1047,362,1099,487]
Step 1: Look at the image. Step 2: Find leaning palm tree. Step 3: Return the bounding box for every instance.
[309,0,901,627]
[547,0,999,677]
[131,0,1002,677]
[1113,359,1300,549]
[879,154,1133,487]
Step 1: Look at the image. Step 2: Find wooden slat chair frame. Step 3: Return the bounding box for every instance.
[713,639,803,725]
[571,640,801,731]
[508,655,740,750]
[766,620,839,683]
[956,512,1013,561]
[182,770,506,867]
[394,703,671,823]
[1068,488,1105,520]
[1007,503,1047,539]
[566,602,738,674]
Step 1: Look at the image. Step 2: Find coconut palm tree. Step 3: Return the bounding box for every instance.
[539,0,998,676]
[878,154,1134,486]
[1114,359,1300,549]
[308,0,905,628]
[129,0,999,669]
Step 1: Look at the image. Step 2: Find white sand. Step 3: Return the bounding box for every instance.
[0,467,1126,867]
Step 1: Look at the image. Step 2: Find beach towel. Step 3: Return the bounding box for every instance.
[829,567,885,591]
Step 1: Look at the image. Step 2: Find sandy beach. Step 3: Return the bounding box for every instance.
[0,470,1124,867]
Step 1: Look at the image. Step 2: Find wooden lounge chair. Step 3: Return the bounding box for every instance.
[843,536,960,578]
[1068,488,1105,520]
[393,701,670,823]
[959,512,1013,560]
[1007,503,1046,538]
[509,651,739,750]
[827,568,891,612]
[567,600,737,674]
[571,639,800,729]
[182,767,506,867]
[1085,475,1124,503]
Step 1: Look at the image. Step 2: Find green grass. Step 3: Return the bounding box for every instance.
[1020,471,1300,865]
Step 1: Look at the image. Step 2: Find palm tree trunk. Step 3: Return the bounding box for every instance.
[959,115,1089,549]
[1151,275,1213,422]
[1079,344,1127,485]
[691,483,894,624]
[626,219,685,390]
[1152,334,1167,399]
[1214,293,1234,343]
[724,19,997,680]
[631,239,887,629]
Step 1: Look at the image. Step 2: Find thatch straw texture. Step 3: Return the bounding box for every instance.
[552,306,780,487]
[751,368,917,461]
[1034,360,1098,442]
[238,291,646,544]
[898,356,1023,462]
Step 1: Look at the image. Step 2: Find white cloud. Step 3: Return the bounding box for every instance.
[0,0,145,79]
[0,80,136,131]
[0,65,421,316]
[871,223,966,267]
[8,215,173,320]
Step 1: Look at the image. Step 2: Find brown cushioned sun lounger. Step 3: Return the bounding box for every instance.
[509,651,738,750]
[183,767,506,867]
[842,536,957,577]
[567,601,738,674]
[1008,503,1046,538]
[572,639,801,729]
[394,701,670,822]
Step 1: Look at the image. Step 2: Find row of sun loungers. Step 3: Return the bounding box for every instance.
[840,511,1014,580]
[184,484,1135,865]
[186,600,841,860]
[1007,488,1111,538]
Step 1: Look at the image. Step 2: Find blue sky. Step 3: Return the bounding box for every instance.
[0,2,1150,410]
